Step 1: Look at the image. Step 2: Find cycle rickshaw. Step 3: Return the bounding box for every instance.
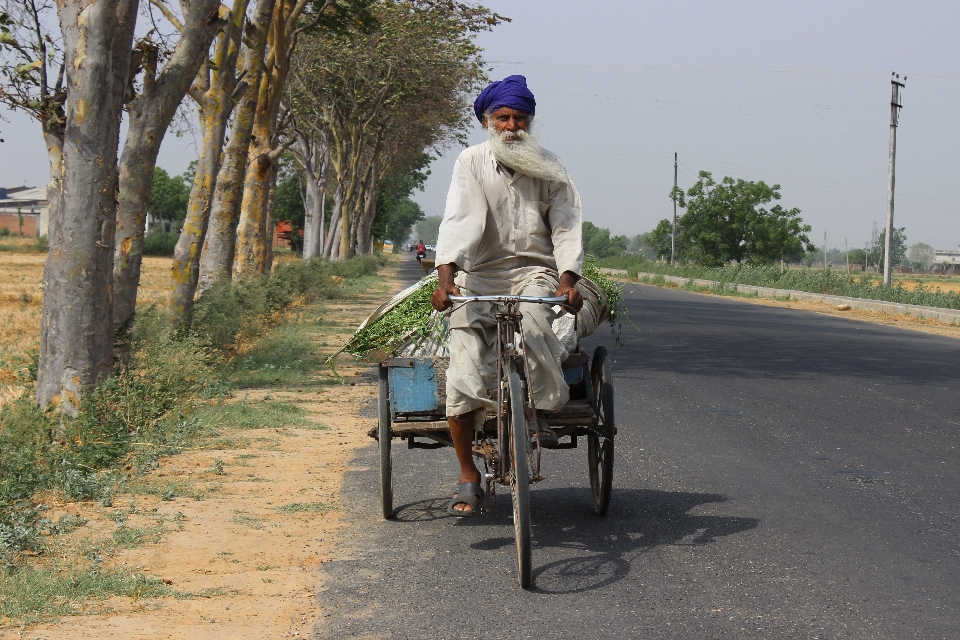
[374,293,615,589]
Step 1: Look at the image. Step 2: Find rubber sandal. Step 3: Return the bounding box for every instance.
[447,481,484,516]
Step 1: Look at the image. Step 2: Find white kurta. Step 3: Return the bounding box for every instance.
[436,141,584,416]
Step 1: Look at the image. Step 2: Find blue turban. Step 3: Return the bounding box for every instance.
[473,75,536,123]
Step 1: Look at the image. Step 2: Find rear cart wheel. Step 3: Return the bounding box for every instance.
[378,365,393,519]
[508,372,532,589]
[588,346,615,516]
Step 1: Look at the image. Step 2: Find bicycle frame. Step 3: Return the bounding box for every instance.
[448,294,574,487]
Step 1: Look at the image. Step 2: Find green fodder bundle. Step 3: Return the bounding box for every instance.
[334,258,631,362]
[334,273,443,361]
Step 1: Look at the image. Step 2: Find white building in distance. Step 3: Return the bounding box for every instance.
[934,246,960,265]
[0,186,48,237]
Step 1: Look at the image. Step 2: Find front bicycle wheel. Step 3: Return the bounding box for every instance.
[588,346,615,516]
[508,371,532,589]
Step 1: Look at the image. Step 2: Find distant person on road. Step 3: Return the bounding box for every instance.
[431,75,584,515]
[416,241,426,263]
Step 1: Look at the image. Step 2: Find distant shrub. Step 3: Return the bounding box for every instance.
[0,227,10,238]
[142,229,179,256]
[188,255,381,355]
[599,255,960,311]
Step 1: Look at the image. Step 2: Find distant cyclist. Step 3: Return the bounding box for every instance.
[416,241,426,263]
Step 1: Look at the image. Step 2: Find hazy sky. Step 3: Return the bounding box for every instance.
[2,0,959,250]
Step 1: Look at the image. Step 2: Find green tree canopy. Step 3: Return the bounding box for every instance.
[147,167,189,223]
[370,152,432,249]
[582,221,628,258]
[848,247,867,268]
[907,241,934,269]
[414,216,442,245]
[667,171,813,266]
[275,174,306,232]
[647,219,674,260]
[868,227,907,268]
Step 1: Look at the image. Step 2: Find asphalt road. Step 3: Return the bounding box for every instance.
[316,257,960,639]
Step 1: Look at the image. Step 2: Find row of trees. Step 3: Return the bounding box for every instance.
[0,0,504,412]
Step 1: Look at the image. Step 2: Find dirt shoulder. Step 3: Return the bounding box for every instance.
[628,279,960,340]
[2,261,401,639]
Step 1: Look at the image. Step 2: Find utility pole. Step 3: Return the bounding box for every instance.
[845,237,850,273]
[671,152,677,266]
[823,231,827,270]
[884,72,906,285]
[865,242,870,271]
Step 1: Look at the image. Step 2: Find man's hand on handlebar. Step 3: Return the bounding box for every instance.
[555,270,583,312]
[431,263,461,311]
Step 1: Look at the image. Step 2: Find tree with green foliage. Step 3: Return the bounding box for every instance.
[907,242,934,269]
[667,171,813,267]
[868,227,907,269]
[414,216,442,245]
[627,232,657,259]
[581,221,628,258]
[275,174,306,234]
[146,168,190,223]
[647,219,674,261]
[370,156,430,249]
[847,247,867,270]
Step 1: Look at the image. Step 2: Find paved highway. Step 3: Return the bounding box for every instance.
[317,258,960,639]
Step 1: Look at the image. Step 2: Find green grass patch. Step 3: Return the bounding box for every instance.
[191,399,307,430]
[603,255,960,310]
[0,566,175,624]
[274,502,332,514]
[231,511,266,530]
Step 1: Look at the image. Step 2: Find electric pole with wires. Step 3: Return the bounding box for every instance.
[671,152,677,266]
[884,73,906,285]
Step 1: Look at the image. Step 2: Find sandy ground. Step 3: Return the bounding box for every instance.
[625,279,960,340]
[0,260,400,640]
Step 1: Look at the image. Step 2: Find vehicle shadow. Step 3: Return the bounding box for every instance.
[391,486,759,594]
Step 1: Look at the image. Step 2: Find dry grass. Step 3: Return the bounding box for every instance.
[895,276,960,294]
[0,252,173,407]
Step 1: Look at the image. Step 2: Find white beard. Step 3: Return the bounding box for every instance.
[488,124,566,182]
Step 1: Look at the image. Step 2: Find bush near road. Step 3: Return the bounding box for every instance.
[0,256,380,581]
[600,255,960,311]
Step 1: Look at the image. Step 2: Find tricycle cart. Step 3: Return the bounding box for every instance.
[375,321,615,588]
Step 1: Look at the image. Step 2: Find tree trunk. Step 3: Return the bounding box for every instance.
[114,0,222,331]
[260,161,279,273]
[236,0,325,274]
[37,0,138,412]
[42,127,64,240]
[167,0,248,324]
[198,0,276,292]
[297,129,329,261]
[330,215,342,260]
[356,163,379,255]
[169,110,229,322]
[322,182,344,259]
[234,144,272,277]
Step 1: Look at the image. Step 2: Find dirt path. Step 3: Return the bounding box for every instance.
[2,262,403,640]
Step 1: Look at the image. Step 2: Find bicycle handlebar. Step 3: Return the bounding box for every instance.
[448,294,569,305]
